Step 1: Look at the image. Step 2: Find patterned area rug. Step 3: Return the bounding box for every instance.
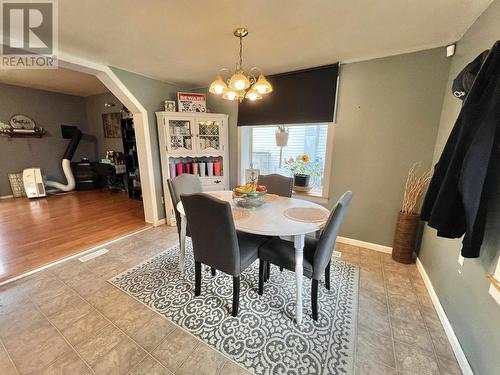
[110,241,359,375]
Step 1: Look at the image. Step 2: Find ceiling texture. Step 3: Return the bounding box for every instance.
[57,0,492,87]
[0,67,109,96]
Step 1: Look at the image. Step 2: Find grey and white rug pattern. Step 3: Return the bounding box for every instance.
[110,241,359,375]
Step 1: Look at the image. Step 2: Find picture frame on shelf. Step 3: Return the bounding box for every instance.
[177,92,206,113]
[164,100,176,112]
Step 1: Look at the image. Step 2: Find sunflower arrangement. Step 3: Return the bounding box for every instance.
[283,154,322,177]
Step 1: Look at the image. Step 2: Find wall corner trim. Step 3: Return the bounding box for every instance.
[337,236,393,254]
[415,258,474,375]
[154,218,166,226]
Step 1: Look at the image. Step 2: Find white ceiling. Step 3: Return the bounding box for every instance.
[0,67,108,96]
[58,0,492,87]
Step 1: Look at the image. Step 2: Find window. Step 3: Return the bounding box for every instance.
[243,123,331,198]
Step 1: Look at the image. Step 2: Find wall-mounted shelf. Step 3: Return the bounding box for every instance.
[0,128,45,138]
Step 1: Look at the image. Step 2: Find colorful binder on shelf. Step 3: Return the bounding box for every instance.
[169,163,176,178]
[176,162,184,175]
[214,160,221,176]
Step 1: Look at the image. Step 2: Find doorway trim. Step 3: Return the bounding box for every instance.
[57,52,160,225]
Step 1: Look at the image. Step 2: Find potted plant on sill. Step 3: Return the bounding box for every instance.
[392,163,432,264]
[283,154,321,192]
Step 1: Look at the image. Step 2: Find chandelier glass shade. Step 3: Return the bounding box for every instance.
[209,28,272,102]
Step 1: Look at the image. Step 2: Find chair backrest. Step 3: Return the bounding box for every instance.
[257,174,293,197]
[180,193,241,275]
[313,191,353,279]
[167,175,202,233]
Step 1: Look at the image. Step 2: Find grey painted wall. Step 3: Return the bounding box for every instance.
[0,83,93,196]
[85,91,124,159]
[109,67,182,219]
[331,48,450,246]
[418,2,500,374]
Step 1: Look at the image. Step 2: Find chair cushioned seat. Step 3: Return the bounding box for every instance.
[258,236,318,279]
[237,231,269,270]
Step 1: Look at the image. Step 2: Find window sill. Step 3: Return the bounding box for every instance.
[292,190,329,206]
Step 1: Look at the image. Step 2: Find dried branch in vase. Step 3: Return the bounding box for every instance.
[401,163,432,215]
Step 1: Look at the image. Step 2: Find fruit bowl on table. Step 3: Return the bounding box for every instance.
[232,184,267,209]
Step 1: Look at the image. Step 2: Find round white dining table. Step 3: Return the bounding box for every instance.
[176,190,330,324]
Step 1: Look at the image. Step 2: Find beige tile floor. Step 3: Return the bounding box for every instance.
[0,226,462,375]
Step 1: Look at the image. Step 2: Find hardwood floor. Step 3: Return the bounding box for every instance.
[0,190,148,283]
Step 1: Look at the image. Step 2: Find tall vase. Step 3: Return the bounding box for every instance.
[392,211,420,264]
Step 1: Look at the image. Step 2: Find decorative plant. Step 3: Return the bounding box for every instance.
[276,125,288,133]
[0,121,12,136]
[283,154,322,177]
[401,163,432,215]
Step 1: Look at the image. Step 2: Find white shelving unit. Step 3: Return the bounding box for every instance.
[156,112,229,225]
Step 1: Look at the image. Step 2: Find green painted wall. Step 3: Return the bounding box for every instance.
[330,48,450,246]
[201,49,450,248]
[418,1,500,374]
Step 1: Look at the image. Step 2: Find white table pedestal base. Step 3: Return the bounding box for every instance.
[294,234,305,324]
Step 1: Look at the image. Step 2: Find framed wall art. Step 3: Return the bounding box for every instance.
[102,112,122,138]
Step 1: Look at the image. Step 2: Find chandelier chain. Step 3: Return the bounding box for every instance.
[238,35,243,70]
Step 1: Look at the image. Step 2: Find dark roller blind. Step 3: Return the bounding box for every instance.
[238,64,338,126]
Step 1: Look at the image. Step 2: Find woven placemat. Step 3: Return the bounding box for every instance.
[232,208,251,221]
[283,207,329,223]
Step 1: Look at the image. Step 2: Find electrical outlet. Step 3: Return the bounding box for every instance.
[458,254,464,267]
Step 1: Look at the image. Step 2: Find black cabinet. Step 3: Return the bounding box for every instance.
[121,118,142,200]
[71,161,100,190]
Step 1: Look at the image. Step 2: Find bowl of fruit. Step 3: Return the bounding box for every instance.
[233,183,267,208]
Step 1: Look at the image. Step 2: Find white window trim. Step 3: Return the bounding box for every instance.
[238,123,335,205]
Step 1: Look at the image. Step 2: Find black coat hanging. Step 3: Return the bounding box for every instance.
[421,40,500,258]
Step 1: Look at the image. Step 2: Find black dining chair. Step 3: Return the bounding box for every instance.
[167,174,202,243]
[257,191,353,320]
[181,193,269,317]
[257,174,293,198]
[257,173,294,277]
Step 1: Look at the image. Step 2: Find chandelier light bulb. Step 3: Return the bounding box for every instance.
[234,80,246,90]
[248,92,258,101]
[254,74,273,94]
[209,74,227,95]
[223,89,238,101]
[245,89,262,101]
[214,85,224,94]
[229,71,250,91]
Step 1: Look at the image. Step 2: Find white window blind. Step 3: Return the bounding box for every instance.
[251,124,329,190]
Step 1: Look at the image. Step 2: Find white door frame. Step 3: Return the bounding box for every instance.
[57,52,160,225]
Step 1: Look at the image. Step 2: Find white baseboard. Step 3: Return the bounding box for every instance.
[0,226,152,287]
[154,218,166,226]
[0,195,14,199]
[416,258,473,375]
[337,236,392,254]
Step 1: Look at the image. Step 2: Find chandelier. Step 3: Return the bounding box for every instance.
[209,27,273,102]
